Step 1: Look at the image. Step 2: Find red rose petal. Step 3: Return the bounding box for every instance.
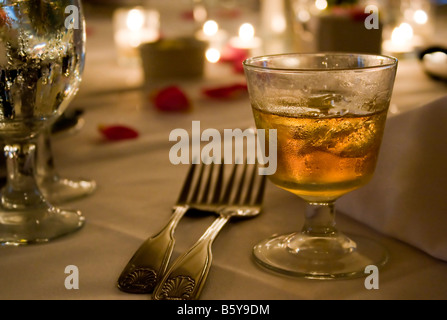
[232,57,246,73]
[202,83,248,99]
[99,125,139,141]
[152,86,191,112]
[181,10,195,20]
[220,46,249,64]
[219,45,249,74]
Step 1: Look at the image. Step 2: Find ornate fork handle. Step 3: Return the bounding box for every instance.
[117,205,189,293]
[152,214,230,300]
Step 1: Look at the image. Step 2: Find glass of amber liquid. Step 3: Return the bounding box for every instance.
[243,53,398,279]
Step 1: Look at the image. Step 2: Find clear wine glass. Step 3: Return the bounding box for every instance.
[0,0,86,245]
[243,53,398,279]
[36,126,96,204]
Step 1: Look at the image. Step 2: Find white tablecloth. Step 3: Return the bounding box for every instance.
[1,13,447,300]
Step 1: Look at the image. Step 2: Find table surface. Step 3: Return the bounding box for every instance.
[1,11,447,300]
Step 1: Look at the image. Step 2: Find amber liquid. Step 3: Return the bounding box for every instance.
[253,107,387,202]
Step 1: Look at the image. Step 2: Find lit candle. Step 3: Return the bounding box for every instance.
[413,9,428,25]
[314,0,328,11]
[229,23,262,52]
[196,20,228,55]
[382,22,415,54]
[203,20,219,38]
[205,47,221,63]
[113,7,160,65]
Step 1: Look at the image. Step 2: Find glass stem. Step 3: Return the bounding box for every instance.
[301,201,338,237]
[2,142,46,209]
[36,129,58,180]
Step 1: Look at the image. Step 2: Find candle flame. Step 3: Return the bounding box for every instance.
[206,48,220,63]
[239,23,255,41]
[413,9,428,25]
[315,0,328,11]
[297,10,311,23]
[127,9,145,31]
[391,23,413,46]
[271,14,286,33]
[203,20,219,37]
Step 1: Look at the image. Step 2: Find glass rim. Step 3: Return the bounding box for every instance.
[243,52,398,73]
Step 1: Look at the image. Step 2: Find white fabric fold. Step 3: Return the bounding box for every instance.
[338,95,447,261]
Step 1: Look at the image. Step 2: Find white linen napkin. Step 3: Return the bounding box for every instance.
[337,95,447,262]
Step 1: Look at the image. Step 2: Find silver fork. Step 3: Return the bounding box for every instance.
[117,162,216,293]
[152,162,266,300]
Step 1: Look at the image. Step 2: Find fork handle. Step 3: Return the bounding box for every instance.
[117,206,188,293]
[152,215,230,300]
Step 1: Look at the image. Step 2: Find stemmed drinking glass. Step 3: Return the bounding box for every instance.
[36,126,96,204]
[243,53,398,279]
[0,0,86,245]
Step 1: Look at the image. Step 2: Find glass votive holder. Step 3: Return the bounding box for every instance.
[113,6,160,66]
[139,37,207,82]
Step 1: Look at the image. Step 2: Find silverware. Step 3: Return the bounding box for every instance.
[117,162,212,293]
[152,163,266,300]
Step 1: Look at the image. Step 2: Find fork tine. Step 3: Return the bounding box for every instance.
[243,164,257,204]
[220,163,238,204]
[176,163,197,205]
[254,174,267,206]
[190,163,205,203]
[199,162,215,203]
[211,162,224,204]
[233,163,248,204]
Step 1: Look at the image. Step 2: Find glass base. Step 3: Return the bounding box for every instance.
[0,205,85,246]
[40,177,97,204]
[253,232,388,279]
